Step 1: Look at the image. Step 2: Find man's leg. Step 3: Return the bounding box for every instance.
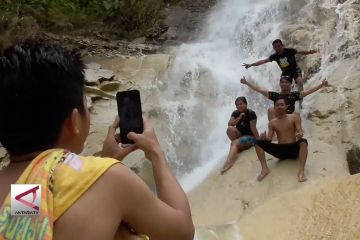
[254,145,270,181]
[227,126,240,141]
[298,141,308,182]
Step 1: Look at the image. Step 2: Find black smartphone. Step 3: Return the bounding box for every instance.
[116,90,144,144]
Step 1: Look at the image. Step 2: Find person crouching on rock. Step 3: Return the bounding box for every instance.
[221,96,259,174]
[254,96,309,182]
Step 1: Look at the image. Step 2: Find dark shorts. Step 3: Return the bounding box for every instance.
[255,138,308,160]
[282,66,302,83]
[239,135,256,145]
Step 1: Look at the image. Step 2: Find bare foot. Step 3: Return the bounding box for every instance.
[257,169,270,181]
[298,171,308,182]
[221,162,234,175]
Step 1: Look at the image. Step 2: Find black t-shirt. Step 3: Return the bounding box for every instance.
[269,48,298,75]
[268,91,301,113]
[231,109,257,136]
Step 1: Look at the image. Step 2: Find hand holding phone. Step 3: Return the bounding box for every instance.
[101,116,138,160]
[127,118,164,161]
[116,90,144,144]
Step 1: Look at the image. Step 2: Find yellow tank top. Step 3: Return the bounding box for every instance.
[0,149,149,240]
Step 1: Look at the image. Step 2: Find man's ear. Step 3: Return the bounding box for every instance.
[64,108,81,135]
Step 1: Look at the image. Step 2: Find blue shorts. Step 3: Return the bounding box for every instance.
[239,135,256,145]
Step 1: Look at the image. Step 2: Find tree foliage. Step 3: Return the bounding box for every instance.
[0,0,177,39]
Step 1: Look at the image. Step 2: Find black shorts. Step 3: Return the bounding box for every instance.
[282,67,302,83]
[255,138,308,160]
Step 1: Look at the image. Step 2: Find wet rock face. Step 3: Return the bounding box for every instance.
[161,0,217,43]
[346,145,360,174]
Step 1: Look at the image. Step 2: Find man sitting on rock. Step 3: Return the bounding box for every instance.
[240,76,329,120]
[254,97,309,182]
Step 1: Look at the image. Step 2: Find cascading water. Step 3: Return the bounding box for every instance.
[158,0,294,192]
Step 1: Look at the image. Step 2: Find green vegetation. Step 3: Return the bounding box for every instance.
[0,0,180,45]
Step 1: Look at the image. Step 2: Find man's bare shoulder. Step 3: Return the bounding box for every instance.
[54,163,136,240]
[269,117,282,125]
[287,113,299,121]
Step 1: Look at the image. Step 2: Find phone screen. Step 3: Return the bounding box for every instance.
[116,90,143,144]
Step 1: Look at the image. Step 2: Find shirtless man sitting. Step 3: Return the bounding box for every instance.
[254,97,309,182]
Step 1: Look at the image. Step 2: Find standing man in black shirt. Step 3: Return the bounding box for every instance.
[242,39,317,92]
[240,76,329,120]
[222,97,259,174]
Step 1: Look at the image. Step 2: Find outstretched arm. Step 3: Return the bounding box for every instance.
[299,80,328,99]
[242,58,271,69]
[240,77,269,98]
[296,49,317,55]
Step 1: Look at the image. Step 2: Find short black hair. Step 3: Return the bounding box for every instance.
[0,40,85,156]
[235,96,247,105]
[274,96,289,105]
[272,39,283,45]
[280,75,293,83]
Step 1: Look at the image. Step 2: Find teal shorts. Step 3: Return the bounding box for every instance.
[239,135,256,145]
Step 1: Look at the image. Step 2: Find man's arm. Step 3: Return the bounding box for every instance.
[115,119,194,240]
[299,80,328,99]
[101,117,194,240]
[296,49,317,55]
[249,119,259,139]
[240,77,269,98]
[242,58,271,69]
[267,121,275,141]
[293,114,303,139]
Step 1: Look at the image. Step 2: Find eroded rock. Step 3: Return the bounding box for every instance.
[307,109,337,120]
[99,81,121,92]
[84,65,115,86]
[346,145,360,174]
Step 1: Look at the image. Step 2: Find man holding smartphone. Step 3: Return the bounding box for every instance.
[0,41,194,240]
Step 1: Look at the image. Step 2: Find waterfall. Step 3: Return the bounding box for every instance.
[158,0,293,192]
